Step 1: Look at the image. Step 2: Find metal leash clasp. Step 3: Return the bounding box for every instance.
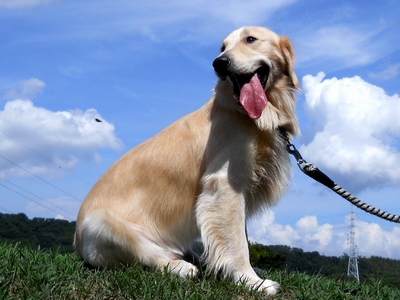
[278,127,309,172]
[285,137,335,189]
[286,143,308,171]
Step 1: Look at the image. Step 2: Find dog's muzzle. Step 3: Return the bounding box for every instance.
[212,55,270,119]
[212,56,270,98]
[212,55,231,80]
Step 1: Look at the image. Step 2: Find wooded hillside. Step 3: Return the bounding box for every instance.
[1,213,399,289]
[0,213,75,253]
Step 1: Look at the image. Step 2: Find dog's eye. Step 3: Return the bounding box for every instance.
[246,36,258,44]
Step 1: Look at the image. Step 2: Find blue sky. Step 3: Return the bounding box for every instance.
[1,0,400,259]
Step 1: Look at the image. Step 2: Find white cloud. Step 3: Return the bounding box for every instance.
[369,64,400,80]
[252,211,300,246]
[190,0,297,28]
[35,1,297,45]
[172,0,298,44]
[296,215,333,247]
[4,78,45,99]
[295,25,387,69]
[0,95,123,179]
[300,72,400,191]
[355,220,400,258]
[0,0,55,8]
[249,211,333,254]
[248,211,400,259]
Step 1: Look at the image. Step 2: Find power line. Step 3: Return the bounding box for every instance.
[0,176,76,219]
[0,205,14,214]
[0,183,73,221]
[0,129,93,186]
[0,154,82,203]
[0,129,94,219]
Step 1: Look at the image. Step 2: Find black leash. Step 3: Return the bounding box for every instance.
[279,128,400,224]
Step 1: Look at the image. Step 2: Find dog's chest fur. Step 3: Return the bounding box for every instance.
[246,129,291,214]
[204,98,292,214]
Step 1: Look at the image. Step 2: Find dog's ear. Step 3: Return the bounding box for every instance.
[279,36,299,88]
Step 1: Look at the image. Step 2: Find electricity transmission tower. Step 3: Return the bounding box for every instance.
[347,204,360,283]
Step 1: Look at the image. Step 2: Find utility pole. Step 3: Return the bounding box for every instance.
[347,204,360,283]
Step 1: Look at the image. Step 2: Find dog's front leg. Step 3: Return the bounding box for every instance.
[196,174,279,295]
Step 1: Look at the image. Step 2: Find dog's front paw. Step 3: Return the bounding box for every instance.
[256,279,280,295]
[234,272,280,295]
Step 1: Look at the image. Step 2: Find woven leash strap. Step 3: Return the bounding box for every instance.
[279,128,400,224]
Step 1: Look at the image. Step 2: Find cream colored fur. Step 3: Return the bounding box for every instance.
[74,26,299,295]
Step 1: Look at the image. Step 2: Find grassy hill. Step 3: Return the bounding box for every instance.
[1,213,400,299]
[1,242,400,299]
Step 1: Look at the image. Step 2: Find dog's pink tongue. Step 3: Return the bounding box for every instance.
[239,74,268,119]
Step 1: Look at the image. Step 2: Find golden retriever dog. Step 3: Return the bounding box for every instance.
[74,26,299,295]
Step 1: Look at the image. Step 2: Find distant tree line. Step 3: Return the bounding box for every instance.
[0,213,75,254]
[1,213,399,289]
[265,245,400,289]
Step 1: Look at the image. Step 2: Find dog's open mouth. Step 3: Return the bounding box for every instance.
[229,66,270,119]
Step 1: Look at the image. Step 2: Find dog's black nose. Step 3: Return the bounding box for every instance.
[212,56,231,78]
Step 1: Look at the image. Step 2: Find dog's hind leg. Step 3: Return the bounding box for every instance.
[77,209,198,278]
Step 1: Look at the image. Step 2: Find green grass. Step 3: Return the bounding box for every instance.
[1,243,399,300]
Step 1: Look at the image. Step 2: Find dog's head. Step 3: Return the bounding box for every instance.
[213,26,299,135]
